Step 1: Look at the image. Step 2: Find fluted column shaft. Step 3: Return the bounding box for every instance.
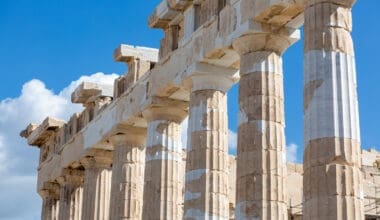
[70,186,83,220]
[59,183,76,220]
[57,169,84,220]
[303,0,364,219]
[52,200,60,220]
[232,32,299,220]
[184,74,234,220]
[142,105,187,220]
[234,51,287,219]
[42,197,57,220]
[81,151,113,220]
[40,183,60,220]
[109,131,146,220]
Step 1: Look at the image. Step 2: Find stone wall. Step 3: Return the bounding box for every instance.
[285,149,380,219]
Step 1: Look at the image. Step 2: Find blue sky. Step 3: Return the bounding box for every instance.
[0,0,379,219]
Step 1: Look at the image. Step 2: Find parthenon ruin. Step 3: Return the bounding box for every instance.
[21,0,380,219]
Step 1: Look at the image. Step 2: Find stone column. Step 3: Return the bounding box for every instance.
[109,130,146,220]
[52,200,60,220]
[40,182,60,220]
[232,32,299,219]
[142,103,187,220]
[70,186,83,220]
[81,150,113,220]
[184,73,234,219]
[57,169,84,220]
[303,0,364,219]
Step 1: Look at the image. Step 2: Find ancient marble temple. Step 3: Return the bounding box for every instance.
[21,0,380,219]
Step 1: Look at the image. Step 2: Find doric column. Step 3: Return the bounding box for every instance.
[142,102,187,219]
[41,193,58,220]
[232,32,298,219]
[57,169,84,220]
[40,182,60,220]
[52,200,60,220]
[109,130,146,220]
[81,150,113,220]
[184,71,235,219]
[70,186,83,220]
[303,0,364,219]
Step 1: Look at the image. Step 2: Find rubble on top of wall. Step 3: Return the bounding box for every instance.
[148,0,181,29]
[71,82,113,106]
[20,117,66,164]
[21,117,65,147]
[113,45,159,98]
[168,0,193,10]
[363,149,380,168]
[114,45,159,63]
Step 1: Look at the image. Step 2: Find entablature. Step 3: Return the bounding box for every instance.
[22,117,65,147]
[148,0,182,29]
[150,0,305,61]
[114,45,159,99]
[71,82,113,106]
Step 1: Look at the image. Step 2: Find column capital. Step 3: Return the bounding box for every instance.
[306,0,355,7]
[190,74,236,93]
[232,29,300,55]
[186,63,239,93]
[80,150,113,169]
[39,182,60,200]
[142,97,188,123]
[239,51,282,76]
[57,168,84,186]
[110,129,147,147]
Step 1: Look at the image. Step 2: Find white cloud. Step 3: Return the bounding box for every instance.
[286,143,299,163]
[0,72,118,219]
[0,135,8,174]
[228,130,237,152]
